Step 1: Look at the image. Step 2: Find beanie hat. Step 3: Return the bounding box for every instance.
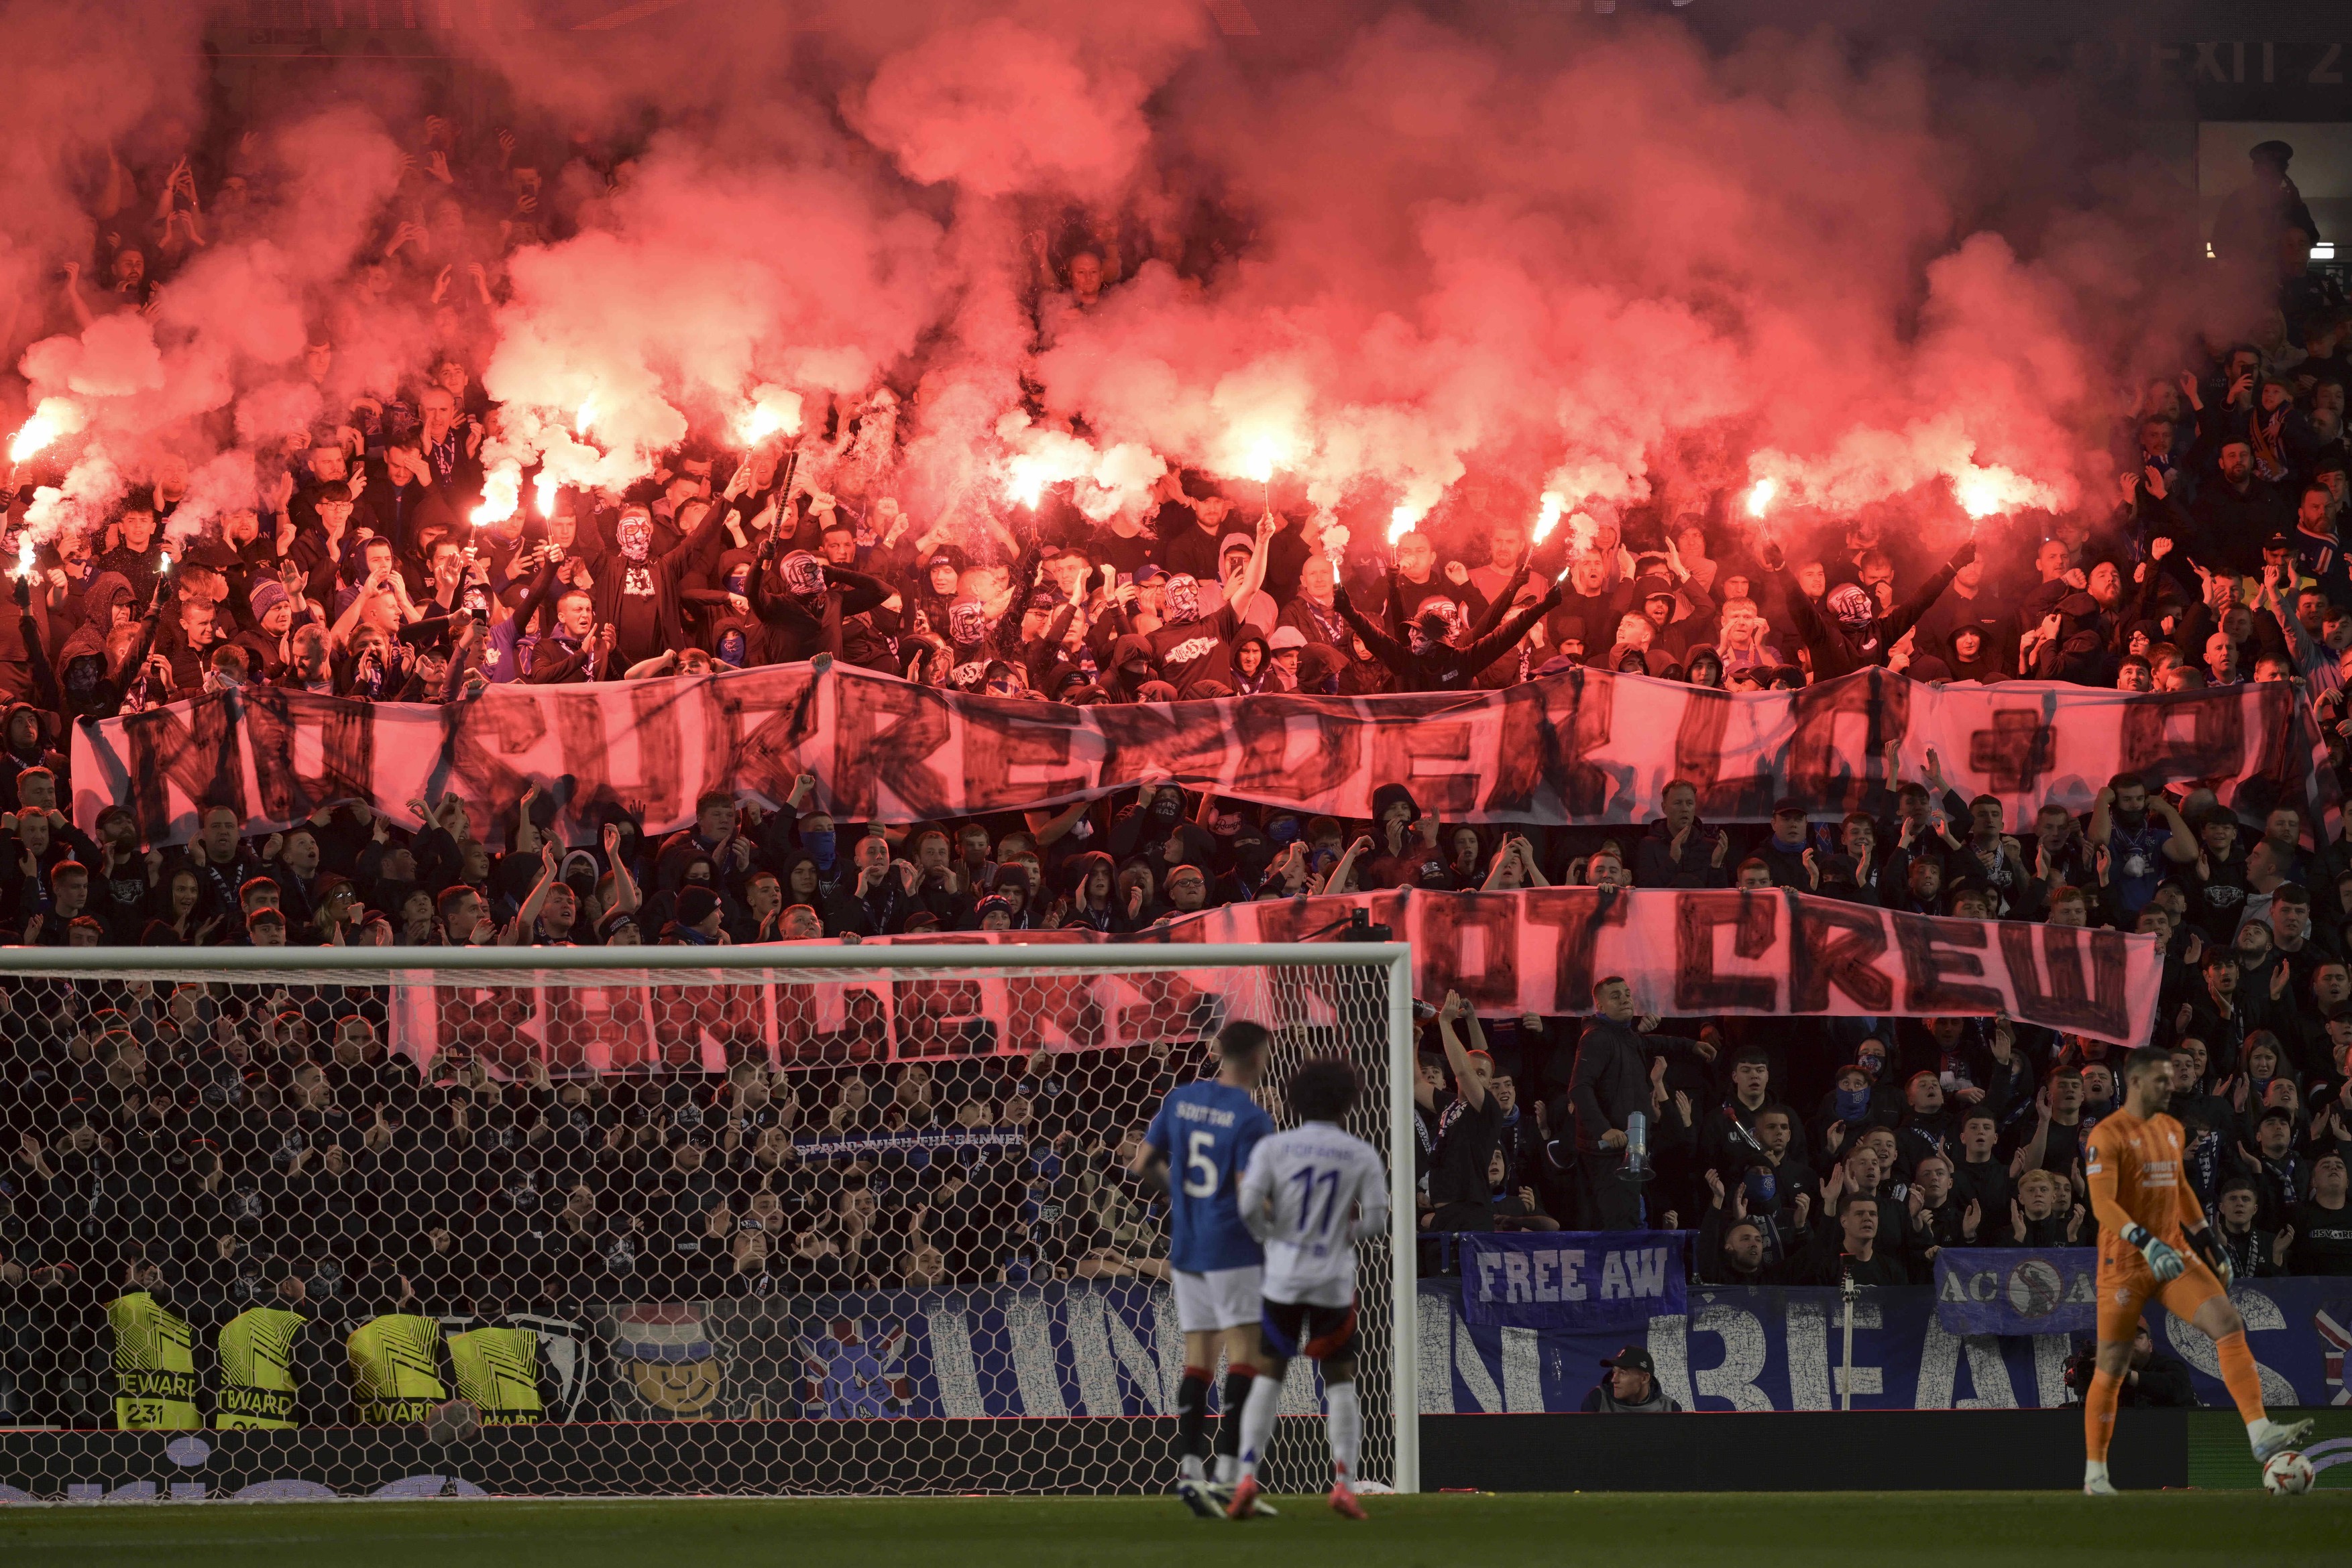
[676,887,721,928]
[248,579,289,621]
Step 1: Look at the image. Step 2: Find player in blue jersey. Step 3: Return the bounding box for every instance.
[1136,1020,1278,1518]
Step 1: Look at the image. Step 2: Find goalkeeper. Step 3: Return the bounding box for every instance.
[2079,1045,2310,1496]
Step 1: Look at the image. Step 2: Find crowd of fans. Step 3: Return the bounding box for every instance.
[4,113,2352,1426]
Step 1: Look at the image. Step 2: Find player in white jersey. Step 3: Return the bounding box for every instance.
[1225,1055,1390,1522]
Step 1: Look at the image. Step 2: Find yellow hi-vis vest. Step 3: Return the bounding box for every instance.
[347,1313,447,1424]
[216,1306,307,1429]
[447,1326,545,1424]
[108,1292,199,1431]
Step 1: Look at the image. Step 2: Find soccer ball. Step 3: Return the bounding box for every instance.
[423,1398,482,1445]
[2261,1451,2314,1496]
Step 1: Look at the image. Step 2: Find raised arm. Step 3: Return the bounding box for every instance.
[1323,833,1373,895]
[602,823,641,917]
[1219,512,1275,612]
[1879,539,1974,649]
[500,844,561,945]
[1331,581,1410,671]
[1457,581,1565,670]
[1437,990,1486,1111]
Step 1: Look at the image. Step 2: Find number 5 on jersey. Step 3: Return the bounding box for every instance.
[1184,1129,1221,1197]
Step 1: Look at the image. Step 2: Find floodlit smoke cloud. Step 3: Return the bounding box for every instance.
[1,1,2254,558]
[11,91,408,541]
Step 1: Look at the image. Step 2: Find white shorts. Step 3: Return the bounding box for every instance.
[1172,1266,1264,1333]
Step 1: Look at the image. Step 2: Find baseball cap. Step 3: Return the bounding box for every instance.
[1025,587,1062,612]
[1135,564,1167,584]
[1771,795,1807,817]
[1600,1346,1655,1376]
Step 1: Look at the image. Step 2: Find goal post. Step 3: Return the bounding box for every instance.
[1,941,1418,1499]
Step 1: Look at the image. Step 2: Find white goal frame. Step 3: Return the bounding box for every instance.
[10,940,1420,1495]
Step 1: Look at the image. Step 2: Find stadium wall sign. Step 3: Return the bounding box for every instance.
[71,661,2337,846]
[383,889,2165,1070]
[7,1276,2344,1500]
[1423,1276,2352,1413]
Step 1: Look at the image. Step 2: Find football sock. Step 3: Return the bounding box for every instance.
[2214,1331,2267,1426]
[1236,1373,1284,1481]
[1215,1365,1257,1479]
[1325,1381,1361,1484]
[1176,1367,1211,1479]
[2083,1366,2121,1465]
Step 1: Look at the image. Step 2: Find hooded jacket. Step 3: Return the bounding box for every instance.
[0,703,66,811]
[1100,633,1162,704]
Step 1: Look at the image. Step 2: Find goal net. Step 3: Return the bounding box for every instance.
[0,943,1414,1502]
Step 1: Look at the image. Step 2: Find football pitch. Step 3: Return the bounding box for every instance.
[3,1492,2347,1567]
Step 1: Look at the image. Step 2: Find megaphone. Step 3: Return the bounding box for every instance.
[1618,1111,1656,1185]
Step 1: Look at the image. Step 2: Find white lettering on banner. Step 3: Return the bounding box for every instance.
[1453,1314,1504,1414]
[1500,1327,1546,1413]
[1502,1251,1531,1303]
[2033,1333,2074,1408]
[1624,1247,1671,1300]
[1687,1303,1775,1411]
[1559,1249,1588,1302]
[1785,1297,1832,1410]
[1643,1312,1699,1412]
[1419,1294,1456,1414]
[72,663,2339,850]
[2164,1288,2299,1408]
[1913,1319,2022,1411]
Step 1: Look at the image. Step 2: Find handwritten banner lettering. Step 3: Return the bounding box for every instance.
[72,663,2337,848]
[380,887,2162,1076]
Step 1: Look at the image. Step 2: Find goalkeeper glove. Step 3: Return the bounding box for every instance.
[2187,1227,2233,1286]
[2124,1224,2184,1282]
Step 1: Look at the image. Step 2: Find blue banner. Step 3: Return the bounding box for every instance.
[1459,1231,1687,1332]
[565,1273,2352,1421]
[1422,1277,2352,1412]
[1932,1247,2100,1336]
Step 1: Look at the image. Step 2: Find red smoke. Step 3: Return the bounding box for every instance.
[0,1,2246,553]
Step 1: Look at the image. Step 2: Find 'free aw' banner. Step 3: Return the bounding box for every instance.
[1459,1231,1688,1333]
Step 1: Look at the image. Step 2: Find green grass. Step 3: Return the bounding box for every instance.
[2,1493,2348,1568]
